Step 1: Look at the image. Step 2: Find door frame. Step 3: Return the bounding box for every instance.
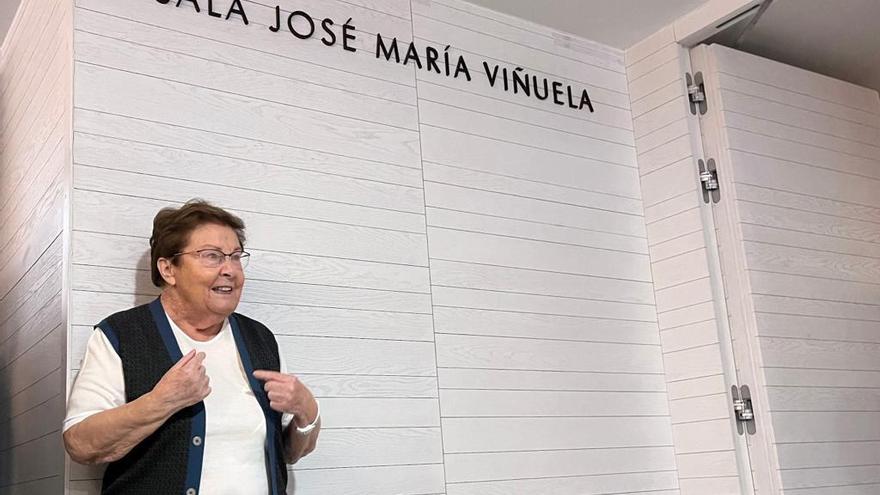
[687,43,782,495]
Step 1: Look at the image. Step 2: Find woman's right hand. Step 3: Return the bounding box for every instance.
[150,350,211,415]
[64,349,212,464]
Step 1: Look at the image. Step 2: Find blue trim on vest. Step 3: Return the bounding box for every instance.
[96,320,120,355]
[148,298,183,361]
[229,314,282,495]
[148,298,207,495]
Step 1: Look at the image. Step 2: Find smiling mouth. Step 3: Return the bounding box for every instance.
[212,286,235,294]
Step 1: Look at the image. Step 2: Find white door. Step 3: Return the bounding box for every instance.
[691,44,880,494]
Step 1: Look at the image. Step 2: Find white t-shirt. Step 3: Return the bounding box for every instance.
[64,312,293,494]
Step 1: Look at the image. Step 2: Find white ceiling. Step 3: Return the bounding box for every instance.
[465,0,711,49]
[0,0,21,48]
[735,0,880,94]
[467,0,880,94]
[0,0,709,50]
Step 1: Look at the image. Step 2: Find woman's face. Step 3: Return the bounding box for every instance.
[166,223,245,320]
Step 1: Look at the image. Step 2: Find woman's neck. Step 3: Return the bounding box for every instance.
[160,291,224,342]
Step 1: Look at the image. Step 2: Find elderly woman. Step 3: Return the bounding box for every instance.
[63,200,320,495]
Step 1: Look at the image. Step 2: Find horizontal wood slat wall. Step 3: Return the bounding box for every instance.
[417,2,677,494]
[0,0,71,494]
[707,44,880,495]
[626,28,741,495]
[67,0,678,493]
[68,0,442,492]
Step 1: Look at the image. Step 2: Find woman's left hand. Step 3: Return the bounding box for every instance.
[253,370,318,427]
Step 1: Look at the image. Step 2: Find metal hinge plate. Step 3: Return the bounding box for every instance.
[698,158,720,203]
[686,72,707,115]
[732,385,756,435]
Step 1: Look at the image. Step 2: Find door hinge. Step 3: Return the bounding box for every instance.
[732,385,756,435]
[686,72,707,115]
[698,158,720,203]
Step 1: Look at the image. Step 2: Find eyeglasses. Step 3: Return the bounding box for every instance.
[172,249,251,268]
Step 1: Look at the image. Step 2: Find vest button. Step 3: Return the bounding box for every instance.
[192,436,202,446]
[186,489,197,495]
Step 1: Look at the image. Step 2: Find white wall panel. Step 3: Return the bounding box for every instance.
[702,43,880,494]
[65,0,686,493]
[626,26,742,495]
[0,0,70,493]
[420,2,677,493]
[69,0,439,492]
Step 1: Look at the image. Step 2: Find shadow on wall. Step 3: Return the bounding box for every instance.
[136,249,158,298]
[1,90,9,491]
[0,345,9,492]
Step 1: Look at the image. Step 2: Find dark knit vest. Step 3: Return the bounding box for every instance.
[95,298,287,495]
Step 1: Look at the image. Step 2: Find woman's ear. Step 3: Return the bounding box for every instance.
[157,258,177,286]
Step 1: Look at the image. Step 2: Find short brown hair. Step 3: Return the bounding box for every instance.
[150,199,246,287]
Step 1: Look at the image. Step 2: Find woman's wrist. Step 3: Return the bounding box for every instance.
[295,399,320,432]
[141,390,179,421]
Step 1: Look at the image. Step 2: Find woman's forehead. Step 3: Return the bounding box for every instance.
[185,223,241,247]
